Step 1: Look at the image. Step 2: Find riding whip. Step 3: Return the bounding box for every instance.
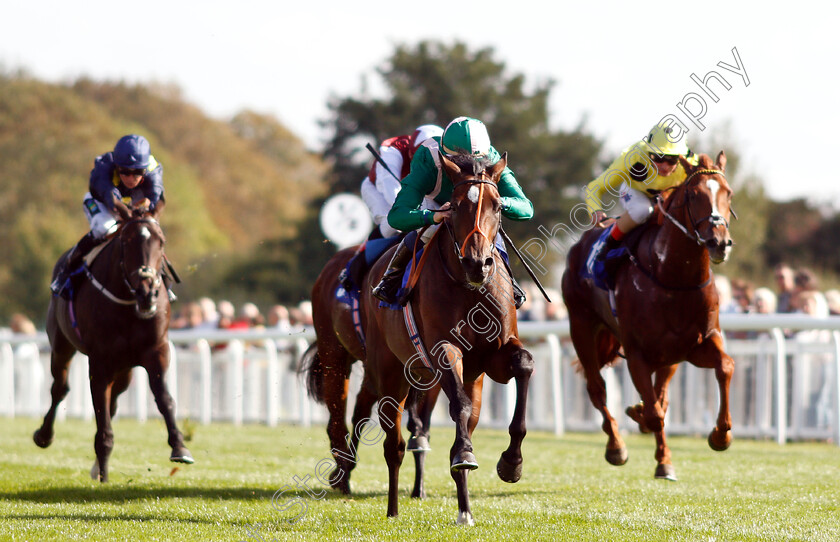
[499,225,552,303]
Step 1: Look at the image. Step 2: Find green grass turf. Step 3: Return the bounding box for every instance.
[1,416,839,541]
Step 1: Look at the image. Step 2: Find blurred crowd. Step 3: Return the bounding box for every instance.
[716,263,839,318]
[169,297,313,334]
[4,262,839,336]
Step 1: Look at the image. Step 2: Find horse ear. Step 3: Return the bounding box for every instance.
[489,152,508,180]
[112,196,132,222]
[716,150,727,173]
[439,151,461,177]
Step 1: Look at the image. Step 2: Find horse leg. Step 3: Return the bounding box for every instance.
[342,381,378,489]
[109,369,134,417]
[322,355,354,495]
[407,383,441,499]
[626,365,677,434]
[650,365,678,480]
[33,334,75,449]
[625,352,673,479]
[487,340,533,483]
[688,333,734,451]
[90,375,114,482]
[145,354,193,465]
[377,389,407,517]
[434,342,478,525]
[569,322,627,466]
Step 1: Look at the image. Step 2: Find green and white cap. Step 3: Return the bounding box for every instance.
[441,116,491,156]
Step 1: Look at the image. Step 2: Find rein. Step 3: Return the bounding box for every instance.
[631,168,727,291]
[88,217,163,306]
[657,168,728,246]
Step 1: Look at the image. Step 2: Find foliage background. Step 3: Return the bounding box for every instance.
[1,41,835,325]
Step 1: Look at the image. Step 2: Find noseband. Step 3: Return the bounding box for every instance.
[658,169,730,246]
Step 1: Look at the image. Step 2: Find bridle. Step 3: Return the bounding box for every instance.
[84,217,164,306]
[118,217,164,300]
[442,174,501,286]
[657,168,732,246]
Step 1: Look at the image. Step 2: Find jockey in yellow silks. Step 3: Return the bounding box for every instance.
[585,121,699,265]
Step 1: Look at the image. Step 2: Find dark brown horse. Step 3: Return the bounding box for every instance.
[34,199,192,482]
[561,152,735,480]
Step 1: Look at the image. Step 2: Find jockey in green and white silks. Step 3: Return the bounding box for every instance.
[371,116,533,307]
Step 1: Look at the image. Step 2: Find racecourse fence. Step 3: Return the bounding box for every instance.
[2,314,839,446]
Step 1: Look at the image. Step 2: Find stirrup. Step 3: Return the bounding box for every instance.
[338,268,353,291]
[49,276,63,295]
[167,289,178,303]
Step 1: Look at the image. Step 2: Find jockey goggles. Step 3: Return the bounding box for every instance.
[118,167,146,176]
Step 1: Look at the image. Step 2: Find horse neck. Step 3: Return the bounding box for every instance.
[649,197,711,286]
[94,237,131,295]
[435,226,514,319]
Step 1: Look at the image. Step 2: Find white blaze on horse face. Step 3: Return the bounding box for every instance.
[467,185,480,204]
[140,226,151,240]
[706,179,723,219]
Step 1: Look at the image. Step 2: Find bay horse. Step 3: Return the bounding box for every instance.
[34,198,193,482]
[360,151,533,523]
[561,151,735,480]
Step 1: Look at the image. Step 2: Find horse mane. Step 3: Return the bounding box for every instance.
[651,153,716,226]
[448,154,493,177]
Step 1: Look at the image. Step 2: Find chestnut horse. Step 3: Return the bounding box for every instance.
[303,152,533,524]
[361,152,533,524]
[561,152,735,480]
[34,200,193,482]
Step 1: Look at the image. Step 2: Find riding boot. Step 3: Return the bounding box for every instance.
[372,233,419,305]
[596,233,621,263]
[50,231,98,295]
[339,248,367,291]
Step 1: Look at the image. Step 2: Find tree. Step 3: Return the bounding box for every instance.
[322,40,603,283]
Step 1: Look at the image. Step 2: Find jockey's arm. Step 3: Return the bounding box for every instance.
[497,165,533,221]
[387,149,438,232]
[585,150,633,217]
[143,159,164,212]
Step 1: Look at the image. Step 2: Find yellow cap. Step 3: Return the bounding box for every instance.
[644,122,689,156]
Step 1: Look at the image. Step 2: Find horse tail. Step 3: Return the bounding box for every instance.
[298,342,326,404]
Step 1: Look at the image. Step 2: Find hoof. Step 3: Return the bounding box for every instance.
[451,451,478,471]
[406,435,431,453]
[605,447,628,466]
[708,429,732,451]
[625,404,652,433]
[456,511,475,526]
[496,454,522,483]
[90,460,100,481]
[33,429,53,449]
[170,448,195,464]
[654,463,677,481]
[329,467,351,494]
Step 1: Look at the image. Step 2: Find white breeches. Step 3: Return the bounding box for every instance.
[361,178,400,237]
[619,182,654,224]
[83,192,119,240]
